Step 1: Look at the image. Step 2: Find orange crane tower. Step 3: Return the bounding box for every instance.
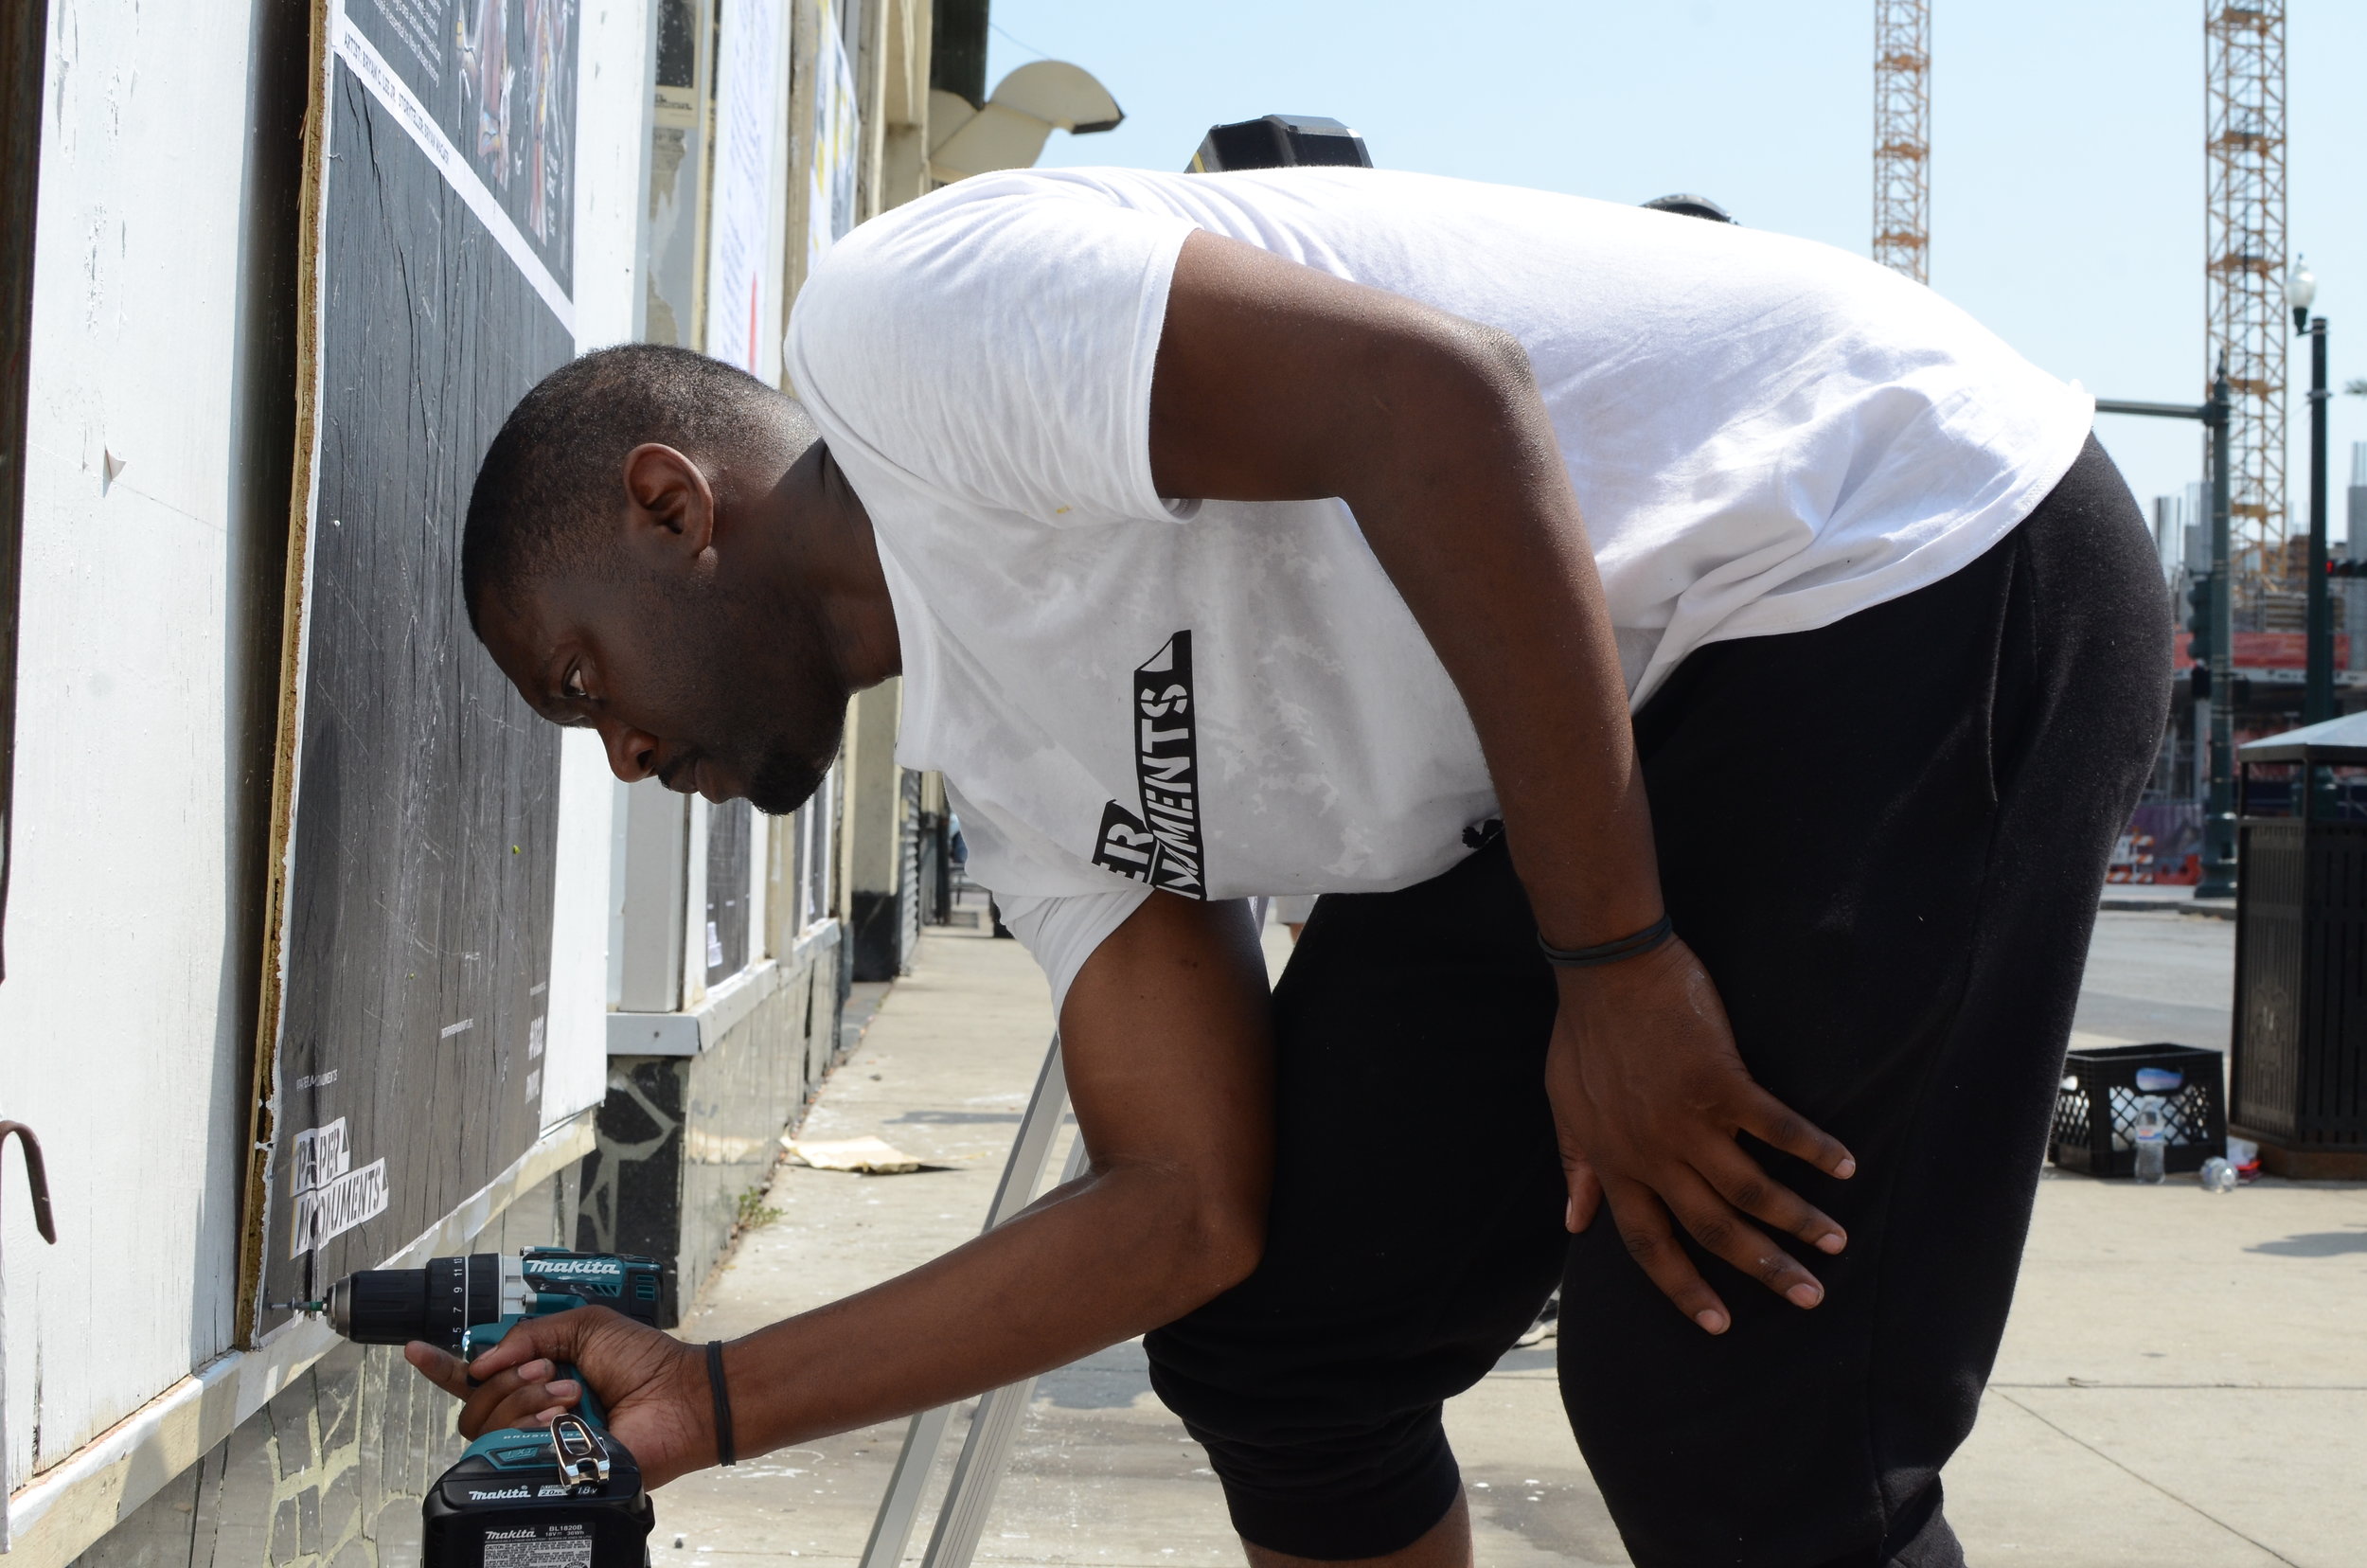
[2205,2,2289,607]
[1872,0,1931,283]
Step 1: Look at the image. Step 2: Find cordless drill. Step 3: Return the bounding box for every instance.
[294,1249,665,1568]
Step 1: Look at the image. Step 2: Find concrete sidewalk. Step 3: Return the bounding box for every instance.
[657,909,2365,1568]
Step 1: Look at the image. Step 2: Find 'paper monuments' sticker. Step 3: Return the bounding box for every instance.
[287,1115,390,1257]
[288,1117,349,1194]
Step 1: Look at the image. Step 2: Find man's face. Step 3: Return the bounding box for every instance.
[481,563,847,815]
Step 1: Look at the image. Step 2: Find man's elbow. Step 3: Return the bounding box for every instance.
[1395,317,1535,416]
[1457,322,1538,397]
[1137,1169,1266,1309]
[1186,1202,1266,1299]
[1374,319,1543,467]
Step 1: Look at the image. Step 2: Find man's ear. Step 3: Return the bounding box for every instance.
[619,443,716,562]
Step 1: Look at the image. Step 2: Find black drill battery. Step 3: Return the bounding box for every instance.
[423,1413,654,1568]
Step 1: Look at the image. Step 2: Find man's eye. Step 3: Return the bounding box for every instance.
[564,668,588,700]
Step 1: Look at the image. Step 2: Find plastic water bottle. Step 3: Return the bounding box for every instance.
[2199,1156,2238,1194]
[2131,1096,2169,1185]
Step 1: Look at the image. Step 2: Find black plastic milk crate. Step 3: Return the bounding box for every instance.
[2049,1042,2227,1178]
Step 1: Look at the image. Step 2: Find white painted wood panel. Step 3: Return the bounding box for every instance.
[544,732,620,1131]
[0,0,277,1479]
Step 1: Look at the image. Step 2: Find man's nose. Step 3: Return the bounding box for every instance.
[599,720,661,783]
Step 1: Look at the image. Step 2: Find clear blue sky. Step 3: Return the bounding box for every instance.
[988,0,2367,541]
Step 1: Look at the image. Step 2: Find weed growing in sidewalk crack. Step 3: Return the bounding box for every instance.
[736,1189,784,1230]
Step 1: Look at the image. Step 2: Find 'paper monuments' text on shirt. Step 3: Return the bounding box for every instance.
[1091,633,1206,898]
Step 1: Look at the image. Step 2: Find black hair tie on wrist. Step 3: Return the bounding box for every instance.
[1538,913,1675,969]
[706,1340,737,1467]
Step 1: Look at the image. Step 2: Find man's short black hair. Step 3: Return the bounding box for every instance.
[461,342,810,631]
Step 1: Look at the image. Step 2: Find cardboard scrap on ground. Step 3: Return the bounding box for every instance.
[781,1135,946,1174]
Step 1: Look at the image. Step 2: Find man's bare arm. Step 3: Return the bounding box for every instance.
[429,892,1273,1482]
[1147,230,1855,1332]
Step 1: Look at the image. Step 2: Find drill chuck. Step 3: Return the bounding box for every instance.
[326,1255,506,1353]
[324,1267,425,1344]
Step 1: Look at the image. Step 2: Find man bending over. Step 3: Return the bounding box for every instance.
[419,165,2168,1567]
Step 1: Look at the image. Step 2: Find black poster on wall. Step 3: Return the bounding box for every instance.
[251,4,578,1327]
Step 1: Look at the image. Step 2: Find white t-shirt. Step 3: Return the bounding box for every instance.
[784,167,2093,1008]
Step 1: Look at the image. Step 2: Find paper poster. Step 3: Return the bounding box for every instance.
[346,0,578,288]
[704,0,789,372]
[807,0,861,278]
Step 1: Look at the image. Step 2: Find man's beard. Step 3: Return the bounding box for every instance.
[685,582,845,815]
[745,737,838,816]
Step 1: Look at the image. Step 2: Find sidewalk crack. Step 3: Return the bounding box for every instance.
[1989,1390,2302,1566]
[1990,1381,2367,1392]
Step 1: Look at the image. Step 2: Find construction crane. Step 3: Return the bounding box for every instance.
[1872,0,1931,283]
[2204,1,2289,611]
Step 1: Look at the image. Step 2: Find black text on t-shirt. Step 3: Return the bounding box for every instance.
[1090,632,1206,899]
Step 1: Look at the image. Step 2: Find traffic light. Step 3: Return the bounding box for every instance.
[2328,558,2367,579]
[2184,574,2215,703]
[2186,573,2215,665]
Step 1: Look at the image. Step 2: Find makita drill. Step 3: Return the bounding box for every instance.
[297,1249,665,1568]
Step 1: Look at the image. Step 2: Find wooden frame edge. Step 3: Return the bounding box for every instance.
[232,0,337,1351]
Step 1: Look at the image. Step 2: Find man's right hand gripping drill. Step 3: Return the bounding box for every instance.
[409,1310,722,1488]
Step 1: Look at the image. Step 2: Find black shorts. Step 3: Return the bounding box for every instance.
[1142,436,2169,1565]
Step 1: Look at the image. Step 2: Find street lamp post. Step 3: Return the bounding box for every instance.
[2095,372,2236,898]
[2205,371,2236,898]
[2287,258,2335,725]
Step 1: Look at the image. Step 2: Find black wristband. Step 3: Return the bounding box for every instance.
[705,1340,736,1467]
[1538,914,1675,969]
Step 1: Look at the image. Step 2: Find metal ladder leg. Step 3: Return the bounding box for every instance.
[856,1035,1073,1568]
[915,1133,1092,1568]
